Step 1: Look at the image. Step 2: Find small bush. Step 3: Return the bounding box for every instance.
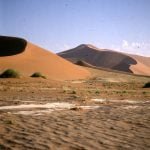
[143,82,150,88]
[142,91,146,94]
[95,90,100,94]
[71,90,76,94]
[71,95,78,99]
[63,90,66,93]
[4,120,13,124]
[0,69,20,78]
[31,72,46,79]
[0,144,6,149]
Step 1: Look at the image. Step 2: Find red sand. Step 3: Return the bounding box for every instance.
[0,40,90,80]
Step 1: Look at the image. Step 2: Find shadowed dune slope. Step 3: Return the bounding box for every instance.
[58,44,150,76]
[0,36,90,80]
[0,36,27,56]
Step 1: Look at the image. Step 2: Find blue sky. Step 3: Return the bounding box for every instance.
[0,0,150,56]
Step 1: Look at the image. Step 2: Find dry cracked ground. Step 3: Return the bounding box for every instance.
[0,70,150,150]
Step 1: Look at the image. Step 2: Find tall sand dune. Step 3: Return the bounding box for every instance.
[0,36,90,80]
[58,44,150,76]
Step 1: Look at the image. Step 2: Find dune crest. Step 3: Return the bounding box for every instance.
[0,36,90,80]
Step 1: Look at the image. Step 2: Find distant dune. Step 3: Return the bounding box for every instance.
[58,44,150,76]
[0,36,90,80]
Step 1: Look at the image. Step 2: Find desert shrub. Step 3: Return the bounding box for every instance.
[0,144,6,149]
[30,72,46,79]
[71,95,78,98]
[143,82,150,88]
[63,90,66,93]
[70,90,76,94]
[95,90,100,94]
[142,91,146,94]
[4,120,13,124]
[0,69,20,78]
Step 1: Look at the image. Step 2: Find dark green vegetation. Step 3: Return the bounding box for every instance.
[0,70,47,79]
[143,82,150,88]
[0,144,6,149]
[31,72,46,79]
[0,69,20,78]
[95,90,100,94]
[4,120,13,125]
[70,90,77,94]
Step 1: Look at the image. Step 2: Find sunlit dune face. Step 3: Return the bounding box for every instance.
[0,36,27,56]
[0,36,90,80]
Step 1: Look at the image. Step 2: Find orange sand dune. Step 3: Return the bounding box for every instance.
[58,44,150,76]
[0,36,90,80]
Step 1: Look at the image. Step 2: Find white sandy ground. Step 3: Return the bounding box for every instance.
[71,80,85,84]
[0,99,149,115]
[91,98,150,104]
[20,101,35,103]
[91,99,107,103]
[13,106,101,116]
[123,106,139,109]
[13,109,55,116]
[0,103,75,110]
[0,102,101,115]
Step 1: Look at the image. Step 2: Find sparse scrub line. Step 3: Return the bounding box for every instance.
[0,69,46,79]
[67,89,101,95]
[62,89,79,98]
[65,89,100,95]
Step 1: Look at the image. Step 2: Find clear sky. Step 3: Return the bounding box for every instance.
[0,0,150,56]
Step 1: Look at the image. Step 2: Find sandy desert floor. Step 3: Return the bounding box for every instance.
[0,68,150,150]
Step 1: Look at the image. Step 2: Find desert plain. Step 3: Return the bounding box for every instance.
[0,67,150,150]
[0,36,150,150]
